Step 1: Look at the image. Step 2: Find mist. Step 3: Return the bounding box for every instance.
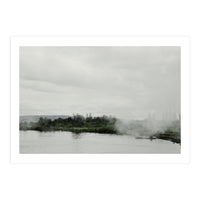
[115,115,180,137]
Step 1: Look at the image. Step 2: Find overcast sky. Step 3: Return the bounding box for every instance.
[20,46,180,119]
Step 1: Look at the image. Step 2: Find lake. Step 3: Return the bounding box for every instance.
[20,130,180,154]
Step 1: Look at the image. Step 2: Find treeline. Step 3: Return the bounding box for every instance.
[20,114,118,134]
[20,114,181,143]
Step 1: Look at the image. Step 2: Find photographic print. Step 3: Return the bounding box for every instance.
[19,45,181,154]
[10,36,190,163]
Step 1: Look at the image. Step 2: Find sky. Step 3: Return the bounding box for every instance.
[20,46,180,120]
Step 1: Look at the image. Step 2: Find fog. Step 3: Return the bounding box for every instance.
[20,46,180,120]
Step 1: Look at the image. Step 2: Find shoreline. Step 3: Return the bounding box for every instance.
[20,128,181,144]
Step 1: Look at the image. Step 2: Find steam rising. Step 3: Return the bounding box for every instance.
[115,117,180,137]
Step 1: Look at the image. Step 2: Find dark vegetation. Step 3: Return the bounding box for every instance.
[152,130,181,144]
[20,114,181,144]
[150,120,181,144]
[20,114,118,134]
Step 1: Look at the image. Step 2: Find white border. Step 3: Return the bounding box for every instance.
[11,36,190,164]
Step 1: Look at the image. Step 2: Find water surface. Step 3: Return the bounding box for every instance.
[20,131,180,154]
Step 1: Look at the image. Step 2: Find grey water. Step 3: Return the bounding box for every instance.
[20,131,180,154]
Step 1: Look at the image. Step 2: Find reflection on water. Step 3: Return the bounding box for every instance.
[71,132,82,139]
[20,131,180,154]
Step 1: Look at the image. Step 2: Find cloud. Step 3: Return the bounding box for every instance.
[20,46,180,119]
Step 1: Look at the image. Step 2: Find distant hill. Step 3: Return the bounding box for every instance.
[20,115,69,123]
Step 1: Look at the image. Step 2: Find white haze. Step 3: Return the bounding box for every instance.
[115,119,180,137]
